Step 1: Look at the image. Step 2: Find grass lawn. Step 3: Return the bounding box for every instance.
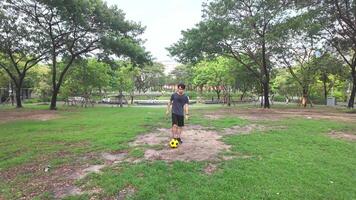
[0,104,355,199]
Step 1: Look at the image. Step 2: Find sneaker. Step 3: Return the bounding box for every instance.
[177,138,183,144]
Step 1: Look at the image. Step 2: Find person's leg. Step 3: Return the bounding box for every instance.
[177,126,183,143]
[171,113,179,139]
[172,124,178,139]
[177,115,184,143]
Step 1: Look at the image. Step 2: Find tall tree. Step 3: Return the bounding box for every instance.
[277,31,321,107]
[170,64,194,89]
[193,57,235,102]
[61,58,110,103]
[0,2,47,108]
[134,62,165,93]
[113,65,136,107]
[272,69,300,103]
[8,0,150,110]
[232,60,259,101]
[314,52,345,104]
[169,0,294,108]
[312,0,356,108]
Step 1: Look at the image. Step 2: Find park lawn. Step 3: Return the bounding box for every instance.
[0,105,355,199]
[72,117,356,200]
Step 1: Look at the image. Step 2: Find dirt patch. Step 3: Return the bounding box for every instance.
[54,186,83,199]
[70,165,106,180]
[116,185,137,200]
[102,152,128,162]
[130,125,230,162]
[204,114,224,120]
[329,131,356,141]
[0,110,58,123]
[0,163,84,200]
[129,128,168,146]
[0,151,105,200]
[203,163,218,175]
[210,108,356,123]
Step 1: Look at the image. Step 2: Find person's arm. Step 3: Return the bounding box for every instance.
[166,95,173,115]
[184,103,189,120]
[184,96,189,119]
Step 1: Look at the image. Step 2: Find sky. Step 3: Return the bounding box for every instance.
[105,0,205,73]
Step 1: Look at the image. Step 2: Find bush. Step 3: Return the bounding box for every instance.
[272,95,285,102]
[24,98,42,104]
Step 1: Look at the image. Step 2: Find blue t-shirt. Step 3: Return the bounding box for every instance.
[170,93,189,116]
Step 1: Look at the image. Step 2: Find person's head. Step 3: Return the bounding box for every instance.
[177,83,186,95]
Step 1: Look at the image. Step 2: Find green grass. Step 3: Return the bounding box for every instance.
[190,115,248,129]
[74,116,356,200]
[1,105,356,199]
[0,107,168,170]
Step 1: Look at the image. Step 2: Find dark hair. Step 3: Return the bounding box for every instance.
[177,83,186,90]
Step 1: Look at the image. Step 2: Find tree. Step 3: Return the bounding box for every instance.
[0,2,47,108]
[61,58,110,105]
[311,0,356,108]
[113,65,136,107]
[134,62,166,93]
[272,69,299,103]
[170,64,194,89]
[28,65,51,102]
[231,60,259,101]
[8,0,150,110]
[0,68,10,103]
[169,0,295,108]
[193,57,235,104]
[277,31,321,107]
[314,52,345,104]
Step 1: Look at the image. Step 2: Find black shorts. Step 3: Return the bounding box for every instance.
[172,113,184,127]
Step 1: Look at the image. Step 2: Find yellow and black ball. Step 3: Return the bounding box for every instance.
[169,139,179,148]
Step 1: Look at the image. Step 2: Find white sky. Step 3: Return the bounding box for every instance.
[105,0,205,73]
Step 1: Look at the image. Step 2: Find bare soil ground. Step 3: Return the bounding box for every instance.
[0,110,58,124]
[208,108,356,122]
[328,131,356,141]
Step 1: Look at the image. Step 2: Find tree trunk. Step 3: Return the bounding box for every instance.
[240,88,247,101]
[14,77,24,108]
[10,82,14,106]
[50,48,57,110]
[119,90,123,108]
[301,87,308,108]
[227,88,231,107]
[322,74,328,105]
[215,89,221,101]
[261,36,270,109]
[348,66,356,108]
[15,86,22,108]
[50,86,59,110]
[263,81,270,108]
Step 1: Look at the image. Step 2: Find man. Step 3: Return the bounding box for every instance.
[166,83,189,144]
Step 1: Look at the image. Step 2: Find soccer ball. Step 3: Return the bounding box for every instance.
[169,139,179,148]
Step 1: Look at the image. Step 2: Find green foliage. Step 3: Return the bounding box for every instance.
[114,64,136,94]
[134,62,166,93]
[169,64,194,87]
[272,69,299,98]
[62,59,110,98]
[4,0,151,109]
